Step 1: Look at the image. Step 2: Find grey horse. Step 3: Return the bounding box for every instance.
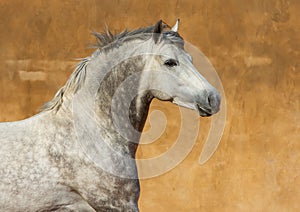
[0,20,220,211]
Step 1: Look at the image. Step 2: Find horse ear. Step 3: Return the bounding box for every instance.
[171,19,180,32]
[153,20,163,43]
[153,20,163,33]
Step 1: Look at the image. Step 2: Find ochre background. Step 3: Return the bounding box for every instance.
[0,0,299,211]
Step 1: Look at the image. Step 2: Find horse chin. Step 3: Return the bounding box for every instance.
[198,110,212,117]
[172,98,196,112]
[152,90,172,101]
[172,98,213,117]
[196,104,212,117]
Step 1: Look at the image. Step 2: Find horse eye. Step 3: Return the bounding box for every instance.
[164,59,179,67]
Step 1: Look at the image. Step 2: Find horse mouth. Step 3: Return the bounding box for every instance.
[196,104,212,117]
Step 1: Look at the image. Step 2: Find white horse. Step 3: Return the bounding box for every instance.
[0,20,220,211]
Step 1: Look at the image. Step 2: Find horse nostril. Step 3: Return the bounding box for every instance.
[208,95,212,107]
[207,92,221,113]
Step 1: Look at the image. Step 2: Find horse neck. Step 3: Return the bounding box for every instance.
[89,54,153,156]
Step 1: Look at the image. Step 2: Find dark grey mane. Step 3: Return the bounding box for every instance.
[93,22,183,51]
[41,22,184,112]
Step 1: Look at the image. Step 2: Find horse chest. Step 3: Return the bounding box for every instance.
[50,150,140,210]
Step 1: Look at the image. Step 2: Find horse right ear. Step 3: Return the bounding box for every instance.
[153,20,163,43]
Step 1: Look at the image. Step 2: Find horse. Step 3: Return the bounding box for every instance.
[0,20,220,211]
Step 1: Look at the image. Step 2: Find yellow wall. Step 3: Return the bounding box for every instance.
[0,0,299,211]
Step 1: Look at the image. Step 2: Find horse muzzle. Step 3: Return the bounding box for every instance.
[196,92,221,117]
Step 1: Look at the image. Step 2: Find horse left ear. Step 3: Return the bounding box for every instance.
[153,20,163,34]
[153,20,163,43]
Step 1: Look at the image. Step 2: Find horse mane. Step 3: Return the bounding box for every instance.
[93,21,183,51]
[93,26,155,50]
[40,58,89,112]
[40,22,183,112]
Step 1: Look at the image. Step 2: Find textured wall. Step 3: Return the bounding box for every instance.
[0,0,299,211]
